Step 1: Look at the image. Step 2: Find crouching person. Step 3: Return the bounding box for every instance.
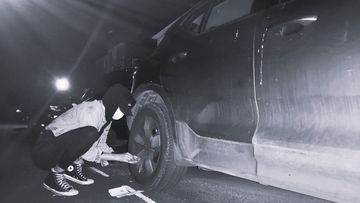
[31,84,139,196]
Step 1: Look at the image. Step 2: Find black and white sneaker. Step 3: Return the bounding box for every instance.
[43,169,79,196]
[64,163,94,185]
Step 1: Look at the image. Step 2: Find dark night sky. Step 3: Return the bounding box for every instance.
[0,0,199,122]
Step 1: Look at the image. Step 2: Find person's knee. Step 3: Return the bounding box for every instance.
[81,126,99,141]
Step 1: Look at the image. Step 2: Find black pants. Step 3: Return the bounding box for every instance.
[31,126,99,170]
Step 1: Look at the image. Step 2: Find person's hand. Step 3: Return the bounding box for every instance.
[100,152,140,164]
[120,152,140,164]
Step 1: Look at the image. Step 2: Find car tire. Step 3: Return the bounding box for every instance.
[128,102,187,191]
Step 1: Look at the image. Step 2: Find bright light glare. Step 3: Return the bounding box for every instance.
[55,78,70,91]
[16,109,21,113]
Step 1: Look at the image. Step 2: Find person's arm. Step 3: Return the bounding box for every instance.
[100,152,140,164]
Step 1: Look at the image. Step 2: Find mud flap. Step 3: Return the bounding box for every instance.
[175,121,257,180]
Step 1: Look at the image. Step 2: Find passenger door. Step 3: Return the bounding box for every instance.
[161,0,259,143]
[254,0,360,201]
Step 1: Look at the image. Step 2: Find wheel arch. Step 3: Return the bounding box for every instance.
[128,83,173,126]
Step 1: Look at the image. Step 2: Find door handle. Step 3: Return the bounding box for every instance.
[169,51,188,64]
[271,15,318,36]
[293,16,318,25]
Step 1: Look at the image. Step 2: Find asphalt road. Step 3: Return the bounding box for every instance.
[0,128,331,203]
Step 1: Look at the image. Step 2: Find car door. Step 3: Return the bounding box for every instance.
[254,0,360,201]
[162,0,259,143]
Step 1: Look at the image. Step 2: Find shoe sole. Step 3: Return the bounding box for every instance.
[43,183,78,196]
[64,174,94,185]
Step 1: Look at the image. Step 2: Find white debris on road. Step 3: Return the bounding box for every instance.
[109,185,156,203]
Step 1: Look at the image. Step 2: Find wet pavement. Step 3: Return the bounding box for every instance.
[0,128,330,203]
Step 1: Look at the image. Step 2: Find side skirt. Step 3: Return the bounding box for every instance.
[174,121,258,181]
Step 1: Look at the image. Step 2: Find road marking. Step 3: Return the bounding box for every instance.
[89,167,109,177]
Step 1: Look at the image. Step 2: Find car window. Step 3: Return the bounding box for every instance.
[251,0,280,12]
[205,0,253,31]
[180,2,210,33]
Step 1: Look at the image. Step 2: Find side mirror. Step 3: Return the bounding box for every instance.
[110,39,157,69]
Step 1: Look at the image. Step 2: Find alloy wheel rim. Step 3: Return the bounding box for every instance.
[131,115,161,176]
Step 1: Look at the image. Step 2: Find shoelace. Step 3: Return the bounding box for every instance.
[75,164,87,180]
[55,173,72,190]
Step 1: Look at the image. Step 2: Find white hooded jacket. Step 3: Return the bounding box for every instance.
[45,100,114,162]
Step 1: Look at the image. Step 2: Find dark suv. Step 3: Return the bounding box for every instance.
[126,0,360,202]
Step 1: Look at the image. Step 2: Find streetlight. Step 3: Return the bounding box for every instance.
[55,77,70,91]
